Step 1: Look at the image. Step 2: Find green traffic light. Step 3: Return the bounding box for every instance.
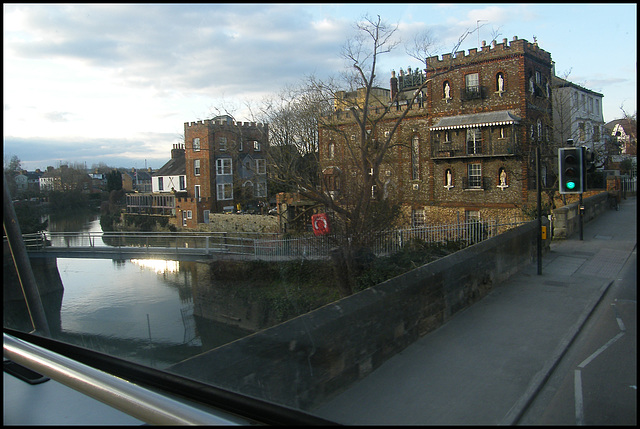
[566,181,576,190]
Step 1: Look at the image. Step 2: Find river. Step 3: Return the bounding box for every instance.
[26,212,253,368]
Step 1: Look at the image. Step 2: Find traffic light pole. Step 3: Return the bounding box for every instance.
[536,146,542,275]
[579,192,584,240]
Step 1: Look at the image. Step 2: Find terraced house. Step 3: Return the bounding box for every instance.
[319,36,555,227]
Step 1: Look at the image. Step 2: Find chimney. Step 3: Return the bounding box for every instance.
[390,70,398,101]
[171,144,185,159]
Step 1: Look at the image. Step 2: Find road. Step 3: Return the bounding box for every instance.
[518,246,637,425]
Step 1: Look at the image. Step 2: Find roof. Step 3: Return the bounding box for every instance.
[430,110,521,131]
[153,156,185,177]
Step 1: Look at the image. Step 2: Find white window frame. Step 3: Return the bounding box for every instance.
[179,175,186,190]
[468,163,482,188]
[255,159,266,175]
[194,185,201,202]
[253,141,261,151]
[187,210,193,219]
[217,183,233,200]
[465,72,479,93]
[158,177,164,191]
[194,159,200,176]
[193,138,200,152]
[219,137,227,151]
[216,158,232,175]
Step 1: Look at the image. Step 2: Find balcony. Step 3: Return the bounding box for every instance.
[461,176,491,190]
[460,85,487,101]
[431,140,519,159]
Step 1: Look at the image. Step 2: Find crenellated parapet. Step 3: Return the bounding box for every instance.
[426,36,551,71]
[184,119,267,129]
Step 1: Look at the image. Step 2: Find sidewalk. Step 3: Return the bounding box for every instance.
[313,196,637,425]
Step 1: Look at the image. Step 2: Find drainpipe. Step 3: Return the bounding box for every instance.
[3,177,51,336]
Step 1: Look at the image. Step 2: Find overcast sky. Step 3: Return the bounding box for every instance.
[4,3,637,171]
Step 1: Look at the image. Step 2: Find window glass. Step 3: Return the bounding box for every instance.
[194,159,200,175]
[193,138,200,151]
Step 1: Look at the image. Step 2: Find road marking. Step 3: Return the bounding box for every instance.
[577,332,625,369]
[574,369,584,425]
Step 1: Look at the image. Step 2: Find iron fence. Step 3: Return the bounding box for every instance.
[21,219,529,261]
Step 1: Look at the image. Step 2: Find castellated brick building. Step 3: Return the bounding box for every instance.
[129,115,268,229]
[179,115,269,227]
[319,36,554,227]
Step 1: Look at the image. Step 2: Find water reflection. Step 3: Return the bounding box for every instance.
[5,214,255,369]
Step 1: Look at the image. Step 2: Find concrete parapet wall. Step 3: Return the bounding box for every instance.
[168,218,550,410]
[551,191,609,239]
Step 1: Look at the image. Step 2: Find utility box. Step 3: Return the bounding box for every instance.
[541,226,547,240]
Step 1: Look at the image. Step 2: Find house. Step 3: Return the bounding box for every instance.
[319,36,554,227]
[122,168,153,193]
[126,144,186,217]
[179,115,269,227]
[552,73,605,153]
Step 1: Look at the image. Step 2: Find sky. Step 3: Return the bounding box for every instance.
[3,3,637,171]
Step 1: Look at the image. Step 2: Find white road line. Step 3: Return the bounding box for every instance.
[577,332,625,369]
[574,369,584,425]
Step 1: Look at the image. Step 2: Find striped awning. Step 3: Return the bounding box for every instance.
[430,110,521,131]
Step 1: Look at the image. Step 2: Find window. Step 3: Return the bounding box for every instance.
[466,128,482,154]
[579,123,585,141]
[411,136,420,180]
[465,73,479,97]
[594,125,600,142]
[465,210,480,222]
[217,183,233,200]
[179,175,186,190]
[595,99,600,115]
[216,158,232,175]
[219,137,227,151]
[238,140,243,151]
[411,209,426,227]
[158,177,163,191]
[194,159,200,176]
[253,140,261,151]
[187,210,192,219]
[194,185,200,202]
[256,182,267,197]
[537,120,542,141]
[535,70,541,85]
[255,159,266,175]
[582,94,586,112]
[328,142,335,159]
[193,138,200,151]
[467,163,482,188]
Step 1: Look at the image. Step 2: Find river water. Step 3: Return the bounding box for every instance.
[31,212,253,368]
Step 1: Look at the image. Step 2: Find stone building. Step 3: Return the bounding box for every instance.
[319,36,554,227]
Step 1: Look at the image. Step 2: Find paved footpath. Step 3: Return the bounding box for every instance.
[313,196,637,425]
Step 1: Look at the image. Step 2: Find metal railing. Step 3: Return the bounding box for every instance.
[21,219,528,261]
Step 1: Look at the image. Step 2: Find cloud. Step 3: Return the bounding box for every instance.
[3,134,177,170]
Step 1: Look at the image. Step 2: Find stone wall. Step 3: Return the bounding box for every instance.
[552,191,609,239]
[168,217,550,410]
[194,213,279,234]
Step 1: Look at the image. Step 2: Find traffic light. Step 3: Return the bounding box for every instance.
[558,147,584,194]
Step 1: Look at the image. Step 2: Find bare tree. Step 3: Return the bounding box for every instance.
[259,15,481,296]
